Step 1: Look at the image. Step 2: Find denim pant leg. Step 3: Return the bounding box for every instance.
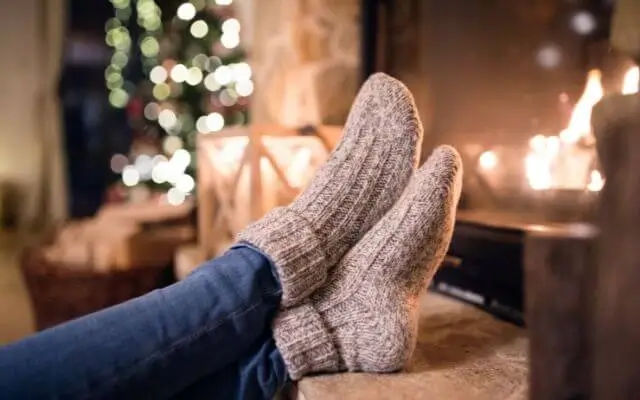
[172,333,288,400]
[0,244,282,399]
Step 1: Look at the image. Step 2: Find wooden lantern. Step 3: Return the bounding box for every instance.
[197,124,342,257]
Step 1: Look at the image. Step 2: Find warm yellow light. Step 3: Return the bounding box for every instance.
[478,150,498,170]
[122,165,141,187]
[525,153,552,191]
[111,51,129,68]
[140,36,160,57]
[163,136,184,155]
[186,67,204,85]
[287,149,313,188]
[232,62,252,81]
[167,188,187,206]
[222,18,241,33]
[204,73,221,91]
[587,170,605,192]
[235,80,253,97]
[109,88,130,108]
[177,3,197,21]
[150,66,168,84]
[112,0,130,10]
[213,65,233,85]
[528,135,546,153]
[215,137,249,172]
[196,116,209,133]
[152,83,171,100]
[560,69,603,144]
[170,64,188,83]
[190,20,209,38]
[545,135,560,155]
[206,112,225,132]
[220,33,240,49]
[171,149,192,170]
[158,109,178,129]
[219,89,237,107]
[622,66,639,95]
[176,174,196,193]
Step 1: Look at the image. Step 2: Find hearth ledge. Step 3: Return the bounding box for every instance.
[288,292,528,400]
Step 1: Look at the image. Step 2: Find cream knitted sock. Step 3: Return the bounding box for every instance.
[238,73,423,307]
[272,146,463,380]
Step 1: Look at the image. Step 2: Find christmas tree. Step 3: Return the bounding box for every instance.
[105,0,252,205]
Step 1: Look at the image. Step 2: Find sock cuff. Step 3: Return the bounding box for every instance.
[273,302,341,380]
[237,207,328,307]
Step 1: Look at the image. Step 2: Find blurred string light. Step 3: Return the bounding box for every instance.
[105,0,162,108]
[114,0,253,205]
[570,11,596,36]
[147,0,252,139]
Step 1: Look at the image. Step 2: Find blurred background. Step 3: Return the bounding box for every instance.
[0,0,635,367]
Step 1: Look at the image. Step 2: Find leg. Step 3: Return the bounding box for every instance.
[0,244,281,399]
[173,332,288,400]
[239,73,422,308]
[274,146,463,378]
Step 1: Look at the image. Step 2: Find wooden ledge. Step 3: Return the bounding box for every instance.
[292,292,528,400]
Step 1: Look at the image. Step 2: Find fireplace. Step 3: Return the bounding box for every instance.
[361,0,639,323]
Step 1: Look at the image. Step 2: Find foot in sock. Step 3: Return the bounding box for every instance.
[239,73,423,307]
[272,146,463,380]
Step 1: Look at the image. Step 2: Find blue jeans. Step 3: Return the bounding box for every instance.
[0,244,289,399]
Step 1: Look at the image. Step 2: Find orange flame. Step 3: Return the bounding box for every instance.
[622,66,639,95]
[517,66,638,191]
[559,69,603,144]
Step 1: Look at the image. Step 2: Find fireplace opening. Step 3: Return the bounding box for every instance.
[360,0,639,323]
[360,0,637,224]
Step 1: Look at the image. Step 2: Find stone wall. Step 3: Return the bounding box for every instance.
[249,0,361,126]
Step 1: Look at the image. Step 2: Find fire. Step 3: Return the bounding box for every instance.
[587,170,605,192]
[477,65,639,194]
[523,66,639,192]
[559,69,603,144]
[622,66,639,95]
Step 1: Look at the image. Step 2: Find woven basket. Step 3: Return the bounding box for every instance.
[20,247,173,331]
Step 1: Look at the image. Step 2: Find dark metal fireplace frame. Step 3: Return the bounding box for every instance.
[360,0,383,82]
[359,0,528,325]
[361,0,614,85]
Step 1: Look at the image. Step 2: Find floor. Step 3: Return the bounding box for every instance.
[0,233,35,345]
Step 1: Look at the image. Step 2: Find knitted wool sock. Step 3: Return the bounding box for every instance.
[238,73,423,307]
[272,146,463,380]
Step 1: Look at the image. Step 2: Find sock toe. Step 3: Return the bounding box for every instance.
[346,72,423,148]
[241,74,424,307]
[273,145,464,377]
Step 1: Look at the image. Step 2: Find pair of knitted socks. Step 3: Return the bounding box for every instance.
[239,73,463,380]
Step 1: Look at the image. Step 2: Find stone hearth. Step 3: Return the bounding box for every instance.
[293,292,528,400]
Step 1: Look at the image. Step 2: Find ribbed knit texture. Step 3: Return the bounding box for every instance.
[274,146,463,380]
[238,73,423,307]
